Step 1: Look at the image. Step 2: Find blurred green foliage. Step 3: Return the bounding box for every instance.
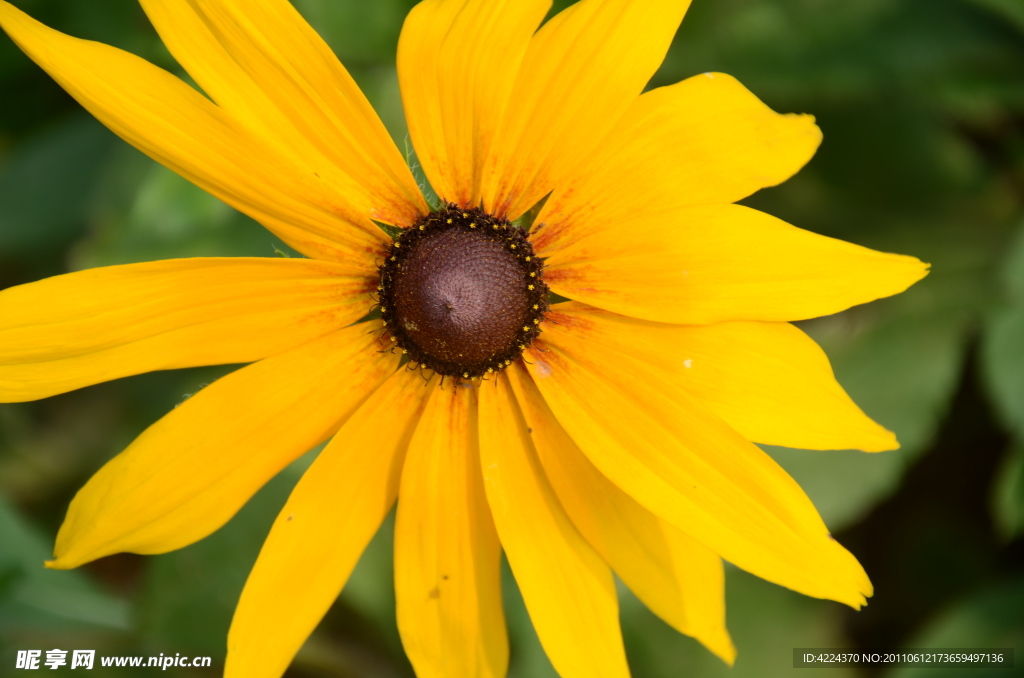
[1,0,1023,676]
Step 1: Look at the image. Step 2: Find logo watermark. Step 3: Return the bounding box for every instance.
[793,648,1014,668]
[15,650,212,671]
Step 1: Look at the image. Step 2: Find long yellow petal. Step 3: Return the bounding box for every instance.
[394,385,507,678]
[226,370,433,678]
[397,0,551,206]
[506,364,735,664]
[533,72,822,254]
[479,0,692,218]
[48,323,396,570]
[0,1,383,267]
[138,0,426,229]
[523,337,873,608]
[479,374,630,678]
[0,258,373,402]
[543,303,897,452]
[542,204,928,324]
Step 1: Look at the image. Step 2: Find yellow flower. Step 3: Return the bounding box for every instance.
[0,1,928,677]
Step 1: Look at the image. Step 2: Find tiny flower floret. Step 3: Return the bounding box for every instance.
[378,204,548,378]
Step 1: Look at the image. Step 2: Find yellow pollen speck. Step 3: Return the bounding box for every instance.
[487,367,494,373]
[393,243,400,247]
[522,326,530,331]
[529,272,536,277]
[533,318,540,324]
[447,218,453,224]
[492,224,499,229]
[401,349,407,354]
[519,344,525,350]
[381,306,386,312]
[528,284,535,290]
[504,360,511,366]
[462,213,469,218]
[510,244,517,249]
[525,256,532,261]
[419,225,425,230]
[532,304,539,310]
[463,372,469,378]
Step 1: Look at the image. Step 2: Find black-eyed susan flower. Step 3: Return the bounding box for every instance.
[0,0,929,676]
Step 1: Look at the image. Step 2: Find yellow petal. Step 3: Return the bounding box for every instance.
[478,374,630,678]
[138,0,426,228]
[226,370,433,678]
[533,72,822,255]
[397,0,551,206]
[543,303,897,452]
[0,1,383,267]
[506,364,735,664]
[47,323,396,570]
[0,258,373,402]
[480,0,692,218]
[394,385,507,678]
[523,337,873,608]
[542,204,929,324]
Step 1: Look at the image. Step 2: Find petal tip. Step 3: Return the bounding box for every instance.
[44,557,73,571]
[864,252,931,305]
[705,630,738,667]
[859,427,900,453]
[901,256,931,288]
[849,591,872,610]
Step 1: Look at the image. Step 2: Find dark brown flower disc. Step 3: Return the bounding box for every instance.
[377,205,548,379]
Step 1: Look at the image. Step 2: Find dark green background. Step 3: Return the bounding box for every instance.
[1,0,1023,676]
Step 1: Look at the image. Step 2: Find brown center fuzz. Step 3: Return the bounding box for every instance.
[377,204,549,379]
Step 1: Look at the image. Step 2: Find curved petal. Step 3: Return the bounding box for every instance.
[226,370,433,678]
[479,0,692,218]
[0,1,384,267]
[394,385,507,678]
[542,303,897,452]
[533,73,822,255]
[522,337,873,608]
[397,0,551,206]
[479,374,630,678]
[0,258,374,402]
[506,364,735,664]
[139,0,426,228]
[47,323,397,570]
[542,204,929,324]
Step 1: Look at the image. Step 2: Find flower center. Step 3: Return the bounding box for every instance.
[378,204,548,379]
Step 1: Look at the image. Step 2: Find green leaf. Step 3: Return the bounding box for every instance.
[620,567,856,678]
[982,223,1024,435]
[503,559,559,678]
[0,497,129,632]
[890,576,1024,678]
[290,511,413,678]
[1002,222,1024,299]
[773,275,974,530]
[73,161,284,269]
[0,114,114,260]
[335,511,401,651]
[136,451,315,657]
[404,136,441,211]
[985,307,1024,436]
[992,443,1024,541]
[968,0,1024,35]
